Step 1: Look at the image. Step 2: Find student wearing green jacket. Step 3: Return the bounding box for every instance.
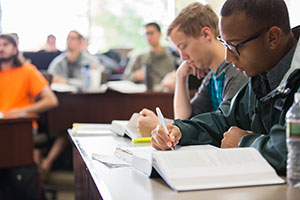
[151,0,300,175]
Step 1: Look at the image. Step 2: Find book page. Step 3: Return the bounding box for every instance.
[153,148,284,191]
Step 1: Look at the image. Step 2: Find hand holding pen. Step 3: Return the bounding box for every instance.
[152,107,181,150]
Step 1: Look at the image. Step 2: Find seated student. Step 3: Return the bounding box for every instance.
[44,30,106,179]
[151,0,299,176]
[48,30,105,86]
[123,22,177,91]
[137,2,248,132]
[0,34,58,199]
[38,34,60,53]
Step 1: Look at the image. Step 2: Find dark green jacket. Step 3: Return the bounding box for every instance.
[174,49,300,175]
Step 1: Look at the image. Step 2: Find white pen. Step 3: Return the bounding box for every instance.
[156,107,175,151]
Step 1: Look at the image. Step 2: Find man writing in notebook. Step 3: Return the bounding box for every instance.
[137,2,248,132]
[151,0,299,175]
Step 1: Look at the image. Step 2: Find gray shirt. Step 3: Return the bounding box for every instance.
[48,51,102,85]
[191,62,248,117]
[124,48,176,91]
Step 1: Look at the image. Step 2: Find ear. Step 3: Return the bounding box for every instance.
[201,27,212,41]
[13,47,18,56]
[266,26,282,49]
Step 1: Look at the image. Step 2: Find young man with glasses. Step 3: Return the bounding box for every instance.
[151,0,299,175]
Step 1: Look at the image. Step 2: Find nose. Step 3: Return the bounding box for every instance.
[225,48,237,64]
[179,51,189,61]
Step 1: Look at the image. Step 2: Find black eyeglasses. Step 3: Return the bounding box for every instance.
[217,27,271,56]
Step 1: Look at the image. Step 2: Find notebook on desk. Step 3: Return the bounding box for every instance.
[71,123,112,136]
[110,113,151,139]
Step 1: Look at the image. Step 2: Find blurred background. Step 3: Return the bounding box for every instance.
[2,0,298,54]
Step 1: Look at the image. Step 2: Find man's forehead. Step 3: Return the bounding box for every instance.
[0,38,12,44]
[220,12,255,41]
[169,27,189,46]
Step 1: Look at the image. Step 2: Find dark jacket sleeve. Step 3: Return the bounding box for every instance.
[239,124,287,175]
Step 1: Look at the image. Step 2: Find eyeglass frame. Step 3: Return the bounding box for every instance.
[217,27,271,56]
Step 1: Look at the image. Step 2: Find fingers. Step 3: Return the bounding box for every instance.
[139,108,149,116]
[191,66,197,77]
[167,125,180,144]
[221,131,228,148]
[138,109,151,125]
[151,124,182,150]
[196,69,202,80]
[151,125,173,150]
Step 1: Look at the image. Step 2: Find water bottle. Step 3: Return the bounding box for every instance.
[286,92,300,187]
[81,64,91,92]
[89,66,101,91]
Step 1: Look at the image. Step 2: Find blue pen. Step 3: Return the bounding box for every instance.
[156,107,175,151]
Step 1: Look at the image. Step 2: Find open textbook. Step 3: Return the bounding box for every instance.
[110,113,152,139]
[114,145,217,177]
[112,145,284,191]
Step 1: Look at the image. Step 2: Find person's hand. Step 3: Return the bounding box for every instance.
[151,124,181,150]
[221,126,254,148]
[176,61,209,80]
[133,69,145,81]
[161,71,176,91]
[5,108,27,118]
[52,76,68,84]
[137,108,159,134]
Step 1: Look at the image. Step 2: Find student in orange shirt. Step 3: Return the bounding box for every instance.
[0,34,58,118]
[0,34,58,200]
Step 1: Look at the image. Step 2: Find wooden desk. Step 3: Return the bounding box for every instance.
[48,90,175,132]
[0,116,36,168]
[69,128,300,200]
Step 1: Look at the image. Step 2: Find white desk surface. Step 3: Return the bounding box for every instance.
[69,126,300,200]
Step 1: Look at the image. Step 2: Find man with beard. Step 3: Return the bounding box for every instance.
[0,34,58,200]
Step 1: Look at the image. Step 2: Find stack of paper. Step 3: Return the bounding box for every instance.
[92,153,130,168]
[50,83,78,93]
[106,80,147,93]
[72,123,112,136]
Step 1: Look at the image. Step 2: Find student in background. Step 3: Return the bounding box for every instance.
[43,30,105,179]
[48,30,105,86]
[123,22,177,91]
[80,36,89,53]
[0,34,58,199]
[151,0,299,176]
[137,2,248,132]
[38,34,60,53]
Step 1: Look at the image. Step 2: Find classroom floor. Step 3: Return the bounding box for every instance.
[44,170,75,200]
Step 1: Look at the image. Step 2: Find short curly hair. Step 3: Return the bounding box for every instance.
[221,0,290,34]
